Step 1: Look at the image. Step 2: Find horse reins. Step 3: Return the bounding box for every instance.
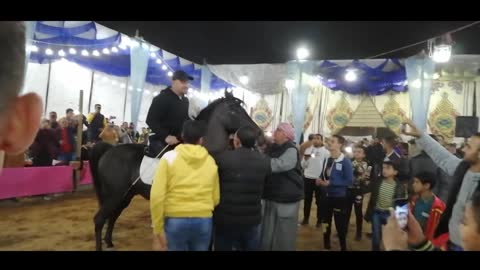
[121,144,171,199]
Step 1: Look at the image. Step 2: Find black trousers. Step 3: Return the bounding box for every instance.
[346,187,363,237]
[303,177,326,224]
[322,196,349,251]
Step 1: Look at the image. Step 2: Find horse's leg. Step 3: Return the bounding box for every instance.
[94,209,107,251]
[104,192,135,250]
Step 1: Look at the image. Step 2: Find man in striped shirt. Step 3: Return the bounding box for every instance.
[365,161,408,251]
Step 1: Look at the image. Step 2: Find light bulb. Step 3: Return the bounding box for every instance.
[118,44,127,50]
[92,50,100,57]
[345,69,357,82]
[167,71,173,77]
[150,52,156,58]
[162,65,167,70]
[58,50,66,57]
[120,83,126,88]
[69,48,77,55]
[144,90,151,94]
[296,47,309,60]
[102,48,110,55]
[156,59,162,64]
[81,50,89,56]
[136,88,142,92]
[239,75,249,85]
[111,47,118,53]
[285,79,295,89]
[433,73,440,80]
[432,44,452,63]
[45,48,54,55]
[29,45,39,52]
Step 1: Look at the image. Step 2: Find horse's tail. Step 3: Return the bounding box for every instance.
[89,142,113,206]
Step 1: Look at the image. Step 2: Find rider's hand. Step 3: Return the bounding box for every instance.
[402,119,421,138]
[165,135,179,146]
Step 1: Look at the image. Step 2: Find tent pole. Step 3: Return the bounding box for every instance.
[44,62,52,115]
[122,78,129,122]
[87,71,95,113]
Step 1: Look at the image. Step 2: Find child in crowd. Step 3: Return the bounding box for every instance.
[410,172,448,247]
[347,145,370,241]
[365,161,407,251]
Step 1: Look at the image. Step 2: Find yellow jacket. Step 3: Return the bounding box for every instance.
[150,144,220,235]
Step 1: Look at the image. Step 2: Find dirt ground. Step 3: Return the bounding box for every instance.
[0,187,372,251]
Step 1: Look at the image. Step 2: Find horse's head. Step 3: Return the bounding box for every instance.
[196,94,264,154]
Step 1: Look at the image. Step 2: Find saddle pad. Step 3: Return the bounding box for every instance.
[139,155,160,186]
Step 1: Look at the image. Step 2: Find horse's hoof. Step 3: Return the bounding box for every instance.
[105,247,116,251]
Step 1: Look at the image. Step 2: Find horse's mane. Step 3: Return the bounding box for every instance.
[195,96,245,121]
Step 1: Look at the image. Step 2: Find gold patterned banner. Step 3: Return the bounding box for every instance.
[428,92,459,140]
[327,93,353,134]
[381,94,407,135]
[251,98,273,130]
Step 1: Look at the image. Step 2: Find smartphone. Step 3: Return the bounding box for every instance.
[394,200,409,230]
[366,166,372,176]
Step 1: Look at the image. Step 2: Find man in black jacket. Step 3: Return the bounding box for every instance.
[146,70,192,157]
[213,126,271,251]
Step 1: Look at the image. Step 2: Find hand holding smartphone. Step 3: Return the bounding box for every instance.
[394,200,409,230]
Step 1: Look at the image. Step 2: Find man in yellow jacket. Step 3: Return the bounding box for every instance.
[150,120,220,251]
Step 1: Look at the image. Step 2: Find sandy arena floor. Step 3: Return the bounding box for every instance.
[0,188,372,251]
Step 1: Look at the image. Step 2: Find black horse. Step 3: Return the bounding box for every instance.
[89,91,264,251]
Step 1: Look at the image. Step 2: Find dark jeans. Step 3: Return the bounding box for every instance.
[371,209,390,251]
[322,196,349,251]
[346,187,363,237]
[214,224,261,251]
[164,217,213,251]
[147,137,173,158]
[58,152,75,164]
[303,178,326,224]
[87,129,101,143]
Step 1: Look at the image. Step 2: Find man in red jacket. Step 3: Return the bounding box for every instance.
[410,171,448,247]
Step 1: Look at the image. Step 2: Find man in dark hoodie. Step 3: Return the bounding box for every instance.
[261,122,304,251]
[146,70,192,157]
[214,126,271,251]
[317,134,353,251]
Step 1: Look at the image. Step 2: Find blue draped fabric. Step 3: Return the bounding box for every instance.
[405,56,435,131]
[28,21,230,90]
[130,41,150,127]
[288,60,313,144]
[315,59,407,95]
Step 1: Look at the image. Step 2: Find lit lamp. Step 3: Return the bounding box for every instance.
[239,75,249,85]
[296,47,309,60]
[432,44,452,63]
[345,69,357,82]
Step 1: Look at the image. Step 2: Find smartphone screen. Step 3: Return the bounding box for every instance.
[395,201,409,230]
